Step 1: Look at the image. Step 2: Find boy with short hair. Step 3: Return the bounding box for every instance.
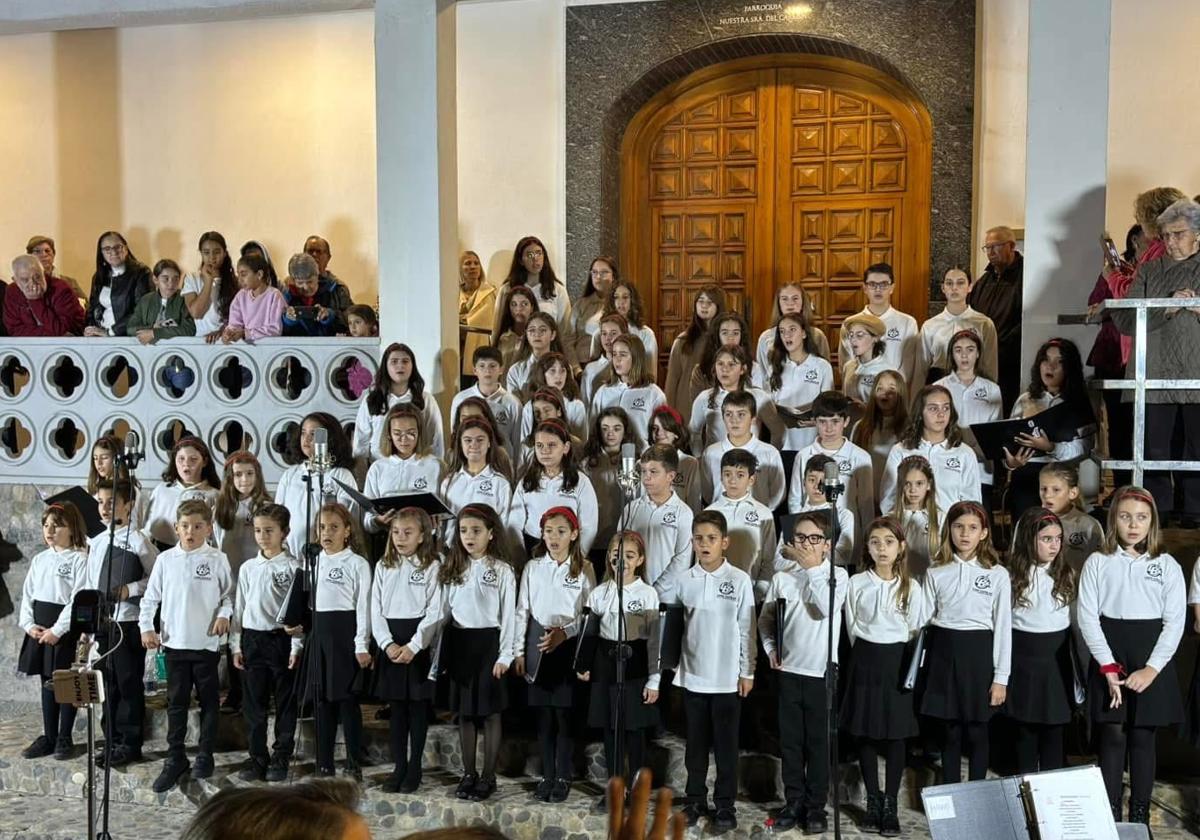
[705,449,776,597]
[126,259,196,344]
[790,454,856,566]
[55,479,157,769]
[139,499,234,792]
[788,391,874,547]
[758,511,849,834]
[700,390,785,509]
[911,267,999,392]
[838,263,919,383]
[622,444,694,602]
[675,511,756,831]
[450,345,523,459]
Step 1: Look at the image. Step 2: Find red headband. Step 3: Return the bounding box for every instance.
[651,404,685,427]
[1117,488,1156,508]
[541,506,579,532]
[949,328,982,347]
[535,418,570,438]
[612,529,646,555]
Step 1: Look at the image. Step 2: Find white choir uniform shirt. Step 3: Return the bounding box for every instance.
[1009,391,1095,466]
[752,353,834,450]
[591,324,660,378]
[792,499,856,568]
[757,325,832,373]
[759,558,850,678]
[440,465,513,521]
[138,544,233,653]
[706,493,776,587]
[181,272,227,338]
[1078,548,1185,673]
[515,555,596,651]
[520,398,589,445]
[312,548,372,655]
[838,305,920,383]
[688,386,783,454]
[788,439,875,547]
[53,526,158,634]
[842,354,896,405]
[844,570,926,645]
[1011,508,1104,574]
[274,464,360,560]
[230,550,304,656]
[370,557,444,655]
[701,436,786,509]
[504,354,539,396]
[622,492,694,603]
[362,453,444,532]
[1011,564,1072,634]
[352,388,446,461]
[922,555,1012,685]
[935,372,1003,484]
[912,305,999,393]
[508,472,600,555]
[144,482,218,546]
[586,579,662,690]
[445,556,518,666]
[20,547,87,633]
[879,438,981,521]
[451,384,524,460]
[590,382,667,450]
[212,497,265,580]
[673,560,757,694]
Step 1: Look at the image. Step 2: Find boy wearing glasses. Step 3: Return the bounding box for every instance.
[838,263,919,383]
[758,510,849,834]
[789,454,856,567]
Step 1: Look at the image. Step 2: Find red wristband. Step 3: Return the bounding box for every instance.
[1099,662,1125,677]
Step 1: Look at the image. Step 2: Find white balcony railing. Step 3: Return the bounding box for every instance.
[0,337,380,487]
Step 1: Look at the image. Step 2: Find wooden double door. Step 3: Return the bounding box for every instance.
[620,56,932,374]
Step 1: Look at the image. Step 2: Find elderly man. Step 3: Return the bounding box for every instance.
[282,252,348,336]
[1112,198,1200,523]
[26,235,84,300]
[969,225,1024,413]
[3,255,86,336]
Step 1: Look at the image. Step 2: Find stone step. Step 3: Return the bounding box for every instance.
[0,790,196,840]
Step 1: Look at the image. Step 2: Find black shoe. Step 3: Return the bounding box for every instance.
[550,778,570,803]
[380,770,404,793]
[265,754,289,782]
[192,753,214,780]
[534,778,554,802]
[471,775,497,801]
[881,794,901,836]
[343,762,363,782]
[1129,800,1153,840]
[237,757,267,782]
[53,737,74,761]
[712,807,737,832]
[152,759,190,793]
[862,791,884,832]
[771,802,802,831]
[97,745,141,769]
[456,772,478,799]
[804,809,828,834]
[680,803,705,827]
[399,767,421,794]
[316,765,336,778]
[22,736,54,759]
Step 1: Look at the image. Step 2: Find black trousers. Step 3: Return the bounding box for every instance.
[683,690,741,810]
[98,620,145,750]
[241,629,298,761]
[165,648,221,759]
[316,699,362,769]
[1144,403,1200,516]
[778,672,829,812]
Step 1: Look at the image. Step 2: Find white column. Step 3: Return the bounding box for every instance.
[375,0,460,399]
[1021,0,1110,367]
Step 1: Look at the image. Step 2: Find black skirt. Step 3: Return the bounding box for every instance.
[372,617,433,702]
[1089,616,1183,727]
[526,638,578,708]
[918,627,996,722]
[18,601,76,679]
[1006,629,1073,725]
[587,639,659,730]
[301,609,366,704]
[439,625,508,717]
[840,639,918,739]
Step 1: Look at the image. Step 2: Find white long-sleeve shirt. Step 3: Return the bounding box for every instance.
[581,357,611,408]
[688,386,782,453]
[759,560,849,678]
[879,439,981,521]
[1011,564,1072,633]
[370,557,444,654]
[54,526,158,633]
[752,354,834,450]
[362,453,444,532]
[673,560,757,693]
[701,436,786,509]
[706,493,776,588]
[440,466,513,532]
[508,473,599,555]
[622,493,694,603]
[138,544,233,653]
[838,305,919,383]
[1009,391,1095,466]
[451,384,524,460]
[844,569,925,645]
[274,464,359,560]
[843,354,898,404]
[353,388,445,461]
[229,550,303,655]
[445,556,518,666]
[515,556,596,652]
[1077,548,1185,673]
[912,306,999,391]
[788,439,875,545]
[936,372,1003,484]
[20,547,87,632]
[520,398,589,445]
[143,483,218,546]
[586,579,662,690]
[312,548,372,654]
[591,382,667,449]
[922,556,1012,685]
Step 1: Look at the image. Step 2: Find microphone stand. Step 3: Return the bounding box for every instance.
[299,453,329,772]
[823,476,845,840]
[612,455,639,787]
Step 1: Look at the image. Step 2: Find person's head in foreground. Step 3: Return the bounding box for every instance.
[180,779,370,840]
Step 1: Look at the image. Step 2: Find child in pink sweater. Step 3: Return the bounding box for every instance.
[215,253,285,344]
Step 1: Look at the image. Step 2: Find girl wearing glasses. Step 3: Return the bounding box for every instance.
[362,405,445,540]
[840,312,895,406]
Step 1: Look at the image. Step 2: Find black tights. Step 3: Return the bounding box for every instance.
[538,707,574,781]
[460,714,502,778]
[1014,722,1064,773]
[389,700,429,776]
[603,727,647,784]
[858,738,905,797]
[1098,723,1156,806]
[941,720,989,783]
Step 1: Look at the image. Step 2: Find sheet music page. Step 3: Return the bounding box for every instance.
[1024,766,1118,840]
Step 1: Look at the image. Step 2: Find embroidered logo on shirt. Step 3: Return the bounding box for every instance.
[194,563,212,579]
[862,375,876,390]
[945,457,962,470]
[272,570,293,589]
[56,562,73,578]
[414,477,428,490]
[409,569,426,584]
[1147,563,1163,581]
[662,511,677,524]
[1068,532,1085,547]
[327,566,345,583]
[973,387,988,400]
[479,480,493,494]
[481,568,498,585]
[496,410,509,424]
[563,574,581,589]
[972,574,992,593]
[744,510,760,524]
[627,598,644,612]
[718,581,736,599]
[804,369,820,382]
[632,397,646,410]
[886,327,900,340]
[838,460,852,474]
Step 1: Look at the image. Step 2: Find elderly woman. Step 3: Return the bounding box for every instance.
[282,252,350,336]
[3,254,86,337]
[1111,197,1200,522]
[458,250,496,383]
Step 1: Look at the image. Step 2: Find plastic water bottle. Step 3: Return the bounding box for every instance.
[144,650,158,694]
[155,651,167,684]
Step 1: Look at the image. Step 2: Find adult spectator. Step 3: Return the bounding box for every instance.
[25,235,84,300]
[3,255,86,337]
[84,231,152,337]
[1110,198,1200,523]
[459,250,496,383]
[179,779,370,840]
[183,231,236,340]
[969,225,1024,413]
[567,256,616,366]
[303,234,355,300]
[282,253,349,336]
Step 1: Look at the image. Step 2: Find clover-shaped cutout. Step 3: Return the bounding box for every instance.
[158,355,197,399]
[50,417,85,460]
[48,355,84,398]
[0,356,30,398]
[213,419,254,457]
[0,416,32,458]
[272,356,313,402]
[216,356,254,400]
[101,354,140,399]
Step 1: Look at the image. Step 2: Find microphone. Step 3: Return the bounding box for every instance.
[122,429,144,469]
[310,427,331,474]
[822,459,844,503]
[618,442,639,495]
